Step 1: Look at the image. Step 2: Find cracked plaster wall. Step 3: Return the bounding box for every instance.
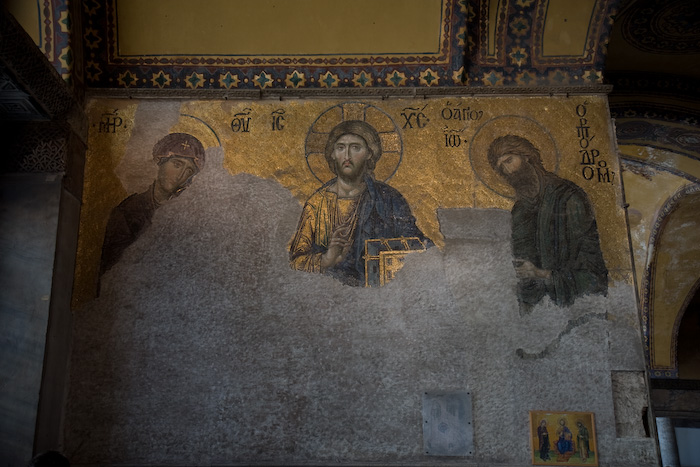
[65,149,656,466]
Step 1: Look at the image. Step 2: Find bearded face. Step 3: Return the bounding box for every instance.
[496,153,540,199]
[331,133,371,182]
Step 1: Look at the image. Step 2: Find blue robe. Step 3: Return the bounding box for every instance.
[290,176,431,286]
[556,425,573,455]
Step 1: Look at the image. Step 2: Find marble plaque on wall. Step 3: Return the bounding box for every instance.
[422,391,473,456]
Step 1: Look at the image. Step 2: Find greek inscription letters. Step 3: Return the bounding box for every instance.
[271,109,286,131]
[400,104,429,129]
[443,127,463,148]
[440,102,483,122]
[575,102,614,184]
[98,110,123,133]
[596,160,613,183]
[230,108,252,133]
[580,149,600,166]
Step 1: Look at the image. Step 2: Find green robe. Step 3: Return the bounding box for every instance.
[511,173,608,307]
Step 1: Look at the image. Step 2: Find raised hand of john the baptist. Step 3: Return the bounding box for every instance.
[320,218,354,271]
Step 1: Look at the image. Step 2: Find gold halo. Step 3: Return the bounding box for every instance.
[305,102,403,183]
[171,113,222,149]
[469,115,559,199]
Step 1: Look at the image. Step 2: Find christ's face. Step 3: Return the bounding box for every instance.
[156,156,197,195]
[331,134,371,182]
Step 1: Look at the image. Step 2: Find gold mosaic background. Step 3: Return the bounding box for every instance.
[73,96,631,307]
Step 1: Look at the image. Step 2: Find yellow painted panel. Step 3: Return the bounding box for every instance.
[542,0,596,56]
[5,0,41,45]
[116,0,443,56]
[619,163,687,296]
[487,0,501,56]
[618,144,700,370]
[650,194,700,368]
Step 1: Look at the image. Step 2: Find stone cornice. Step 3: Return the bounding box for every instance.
[86,85,613,100]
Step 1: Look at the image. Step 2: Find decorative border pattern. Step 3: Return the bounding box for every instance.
[473,0,508,67]
[84,0,465,89]
[3,122,68,172]
[611,99,700,173]
[621,0,700,55]
[610,102,700,125]
[40,0,72,81]
[641,183,700,378]
[81,0,618,90]
[85,83,613,99]
[0,6,75,118]
[614,119,700,162]
[464,0,618,87]
[108,5,454,68]
[606,72,700,101]
[532,0,607,64]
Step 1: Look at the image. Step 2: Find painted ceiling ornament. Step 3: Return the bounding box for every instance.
[469,115,559,199]
[622,0,700,54]
[151,71,171,88]
[319,71,340,88]
[117,71,137,88]
[304,102,403,184]
[85,60,102,82]
[185,71,205,89]
[352,71,373,87]
[285,71,306,88]
[219,72,240,89]
[253,72,273,89]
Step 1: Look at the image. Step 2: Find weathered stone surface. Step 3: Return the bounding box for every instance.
[65,152,656,466]
[612,371,649,438]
